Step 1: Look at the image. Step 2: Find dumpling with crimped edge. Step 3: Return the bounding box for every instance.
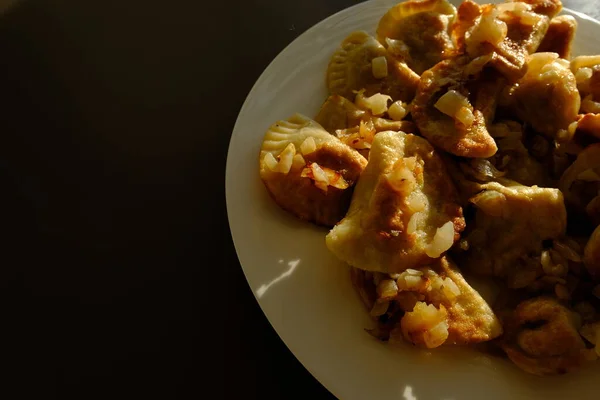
[259,113,367,227]
[327,31,419,103]
[376,0,457,74]
[352,256,502,348]
[500,296,594,376]
[411,56,501,158]
[392,257,502,346]
[326,130,465,274]
[460,0,557,81]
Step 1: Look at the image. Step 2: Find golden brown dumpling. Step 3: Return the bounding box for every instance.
[462,1,554,80]
[508,53,580,140]
[516,0,563,17]
[559,143,600,226]
[326,131,465,273]
[501,297,593,376]
[571,55,600,101]
[259,113,367,227]
[538,15,577,59]
[574,113,600,139]
[584,225,600,280]
[461,180,567,280]
[411,56,500,158]
[376,0,457,74]
[327,31,419,103]
[353,257,502,347]
[396,257,502,346]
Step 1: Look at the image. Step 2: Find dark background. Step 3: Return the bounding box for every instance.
[0,0,359,398]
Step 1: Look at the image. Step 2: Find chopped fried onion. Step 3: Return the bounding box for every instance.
[300,136,317,155]
[407,191,428,213]
[355,91,392,116]
[301,162,349,192]
[466,8,507,54]
[263,152,278,171]
[407,212,421,235]
[426,221,455,258]
[388,158,417,194]
[278,143,296,174]
[385,37,411,60]
[376,279,399,302]
[434,90,473,122]
[456,106,475,127]
[401,302,449,348]
[388,101,409,121]
[372,56,389,79]
[265,143,296,174]
[442,277,461,300]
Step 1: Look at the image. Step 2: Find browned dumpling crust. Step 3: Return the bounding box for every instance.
[327,31,420,103]
[460,181,567,280]
[559,143,600,228]
[352,256,502,348]
[508,52,580,140]
[538,15,577,58]
[459,1,555,80]
[314,94,367,134]
[259,114,367,227]
[500,297,594,376]
[584,225,600,280]
[411,56,500,158]
[326,131,465,273]
[376,0,457,74]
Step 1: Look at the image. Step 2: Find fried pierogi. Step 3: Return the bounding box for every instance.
[260,114,367,226]
[411,56,500,158]
[327,31,419,103]
[326,131,465,273]
[377,0,457,74]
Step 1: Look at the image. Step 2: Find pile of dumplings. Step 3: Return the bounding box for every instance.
[258,0,600,376]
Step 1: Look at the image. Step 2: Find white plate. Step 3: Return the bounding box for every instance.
[226,1,600,399]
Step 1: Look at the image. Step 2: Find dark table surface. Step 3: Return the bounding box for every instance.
[0,0,596,399]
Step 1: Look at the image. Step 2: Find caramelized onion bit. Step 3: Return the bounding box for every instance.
[372,56,389,79]
[301,162,349,192]
[355,91,392,116]
[435,90,472,119]
[300,136,317,155]
[388,101,409,121]
[426,221,455,258]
